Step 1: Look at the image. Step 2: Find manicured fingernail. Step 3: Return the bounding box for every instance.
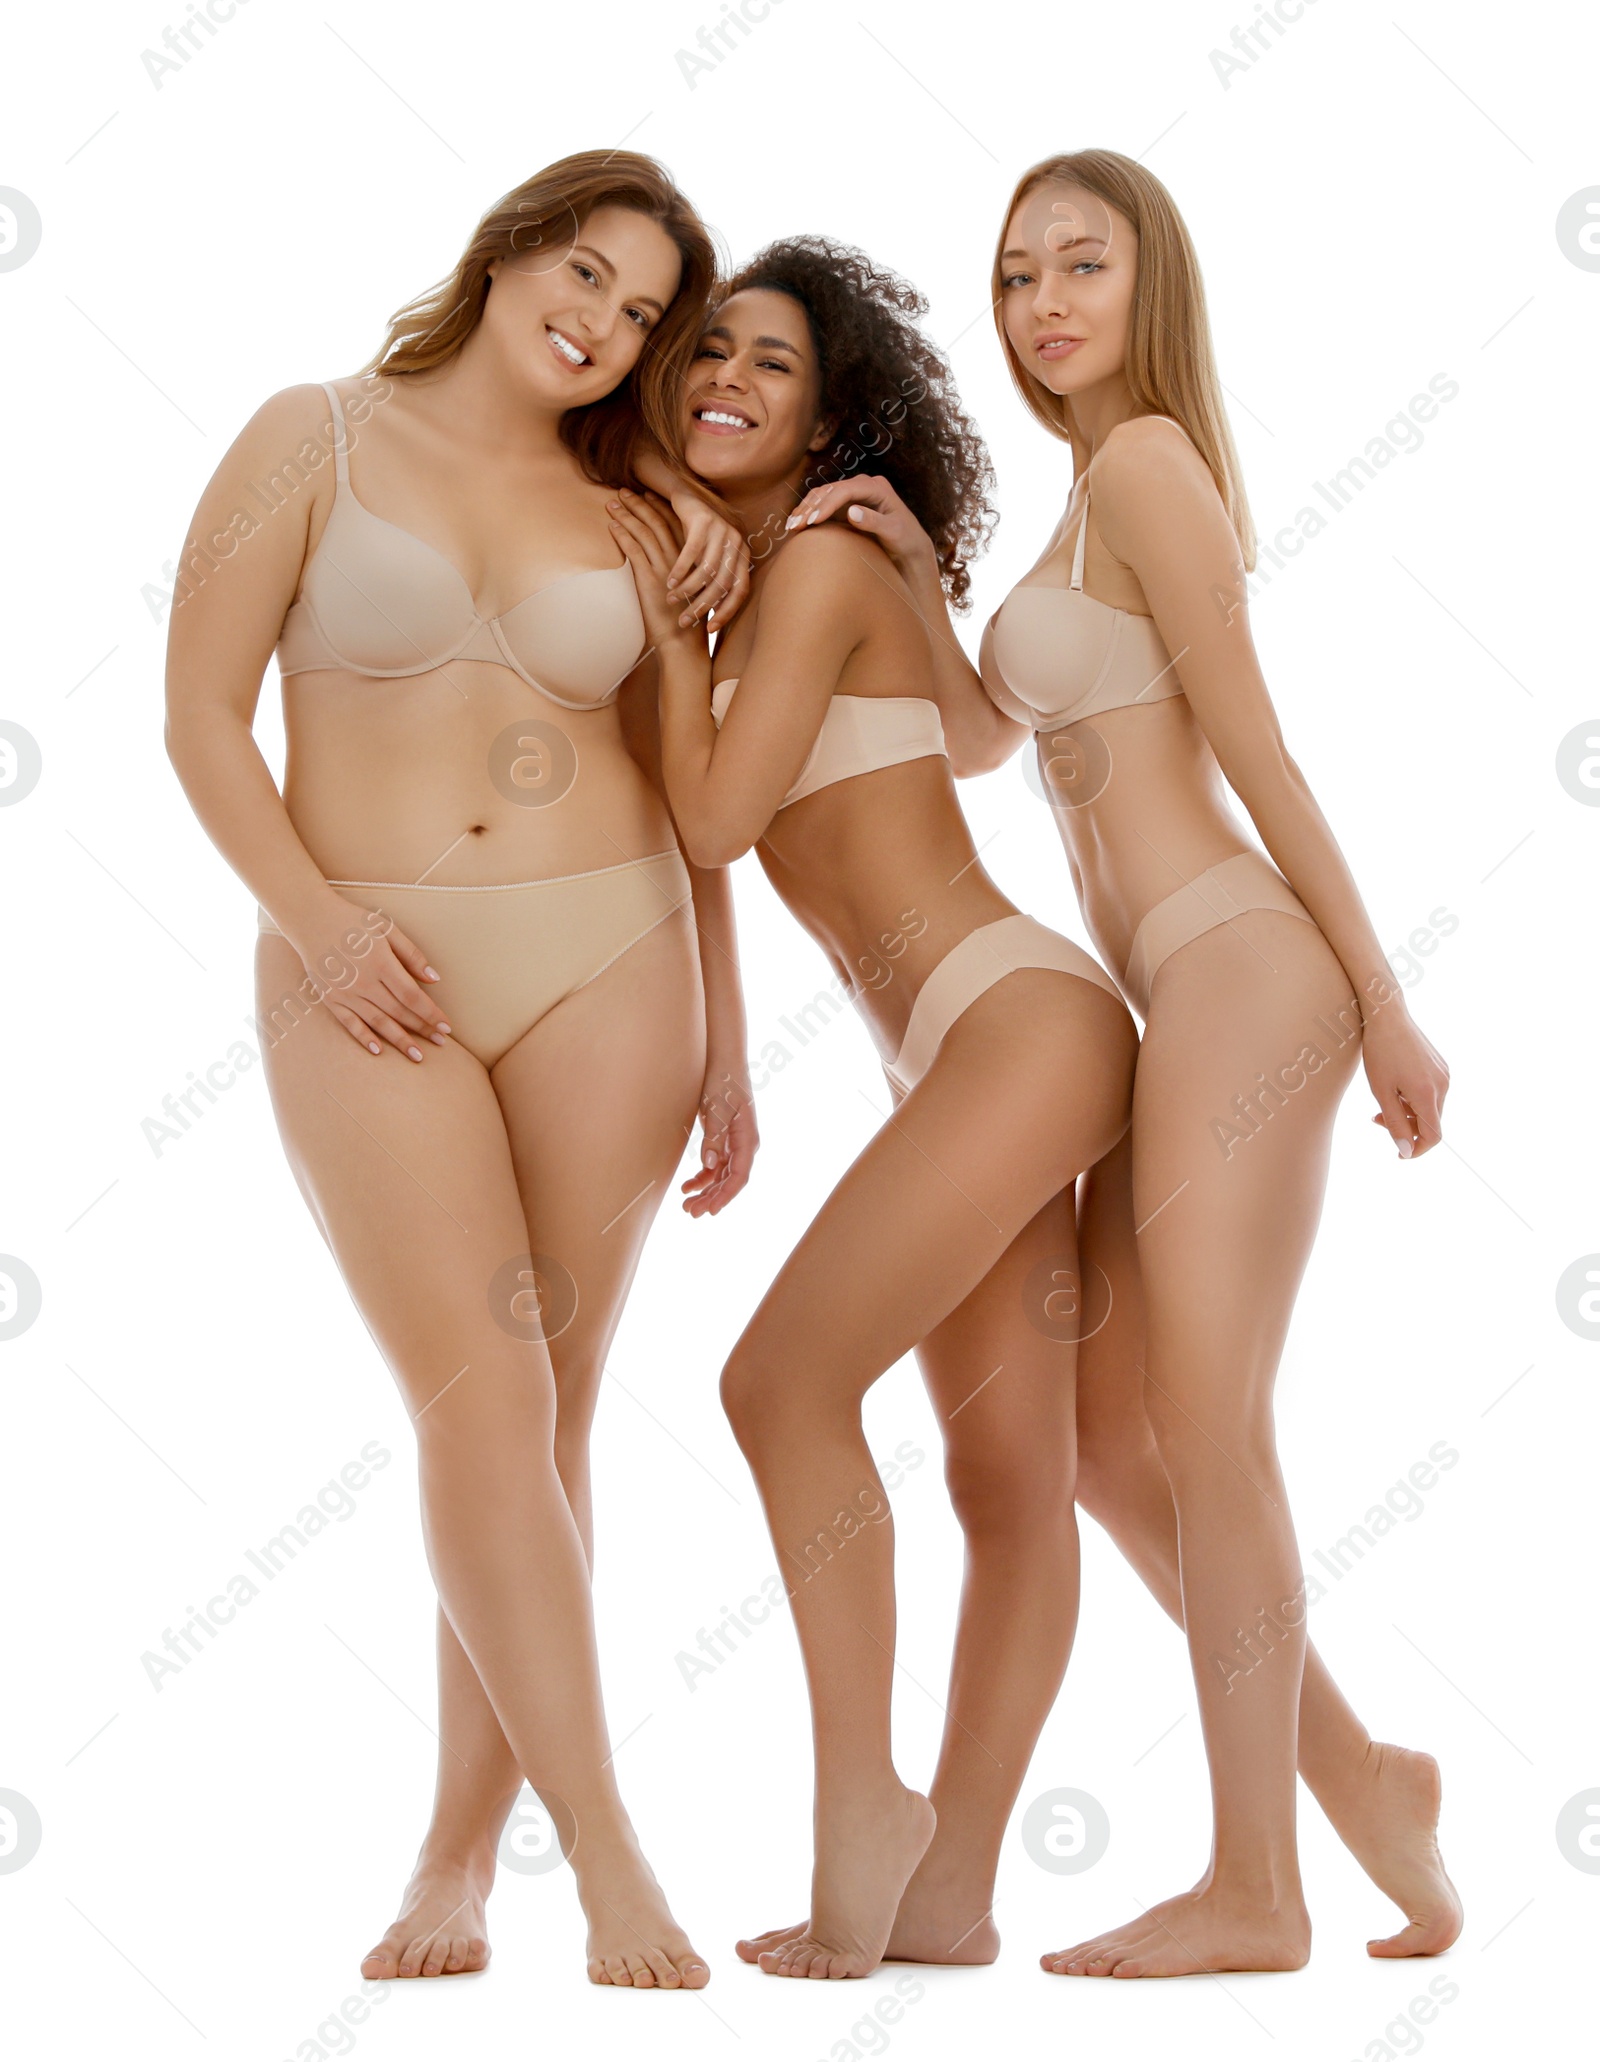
[806,509,820,525]
[785,512,800,530]
[368,1042,382,1054]
[607,499,620,510]
[408,1046,423,1062]
[424,966,440,979]
[849,506,866,520]
[1398,1138,1413,1157]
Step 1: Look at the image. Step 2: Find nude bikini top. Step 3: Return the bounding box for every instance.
[980,433,1188,729]
[276,382,647,709]
[710,676,947,812]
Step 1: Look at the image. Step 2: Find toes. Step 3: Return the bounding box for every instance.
[677,1954,711,1989]
[396,1936,432,1978]
[600,1952,632,1986]
[736,1922,804,1963]
[623,1952,656,1988]
[359,1946,400,1980]
[419,1934,452,1978]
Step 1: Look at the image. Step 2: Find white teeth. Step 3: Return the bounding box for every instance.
[698,409,752,429]
[549,329,587,365]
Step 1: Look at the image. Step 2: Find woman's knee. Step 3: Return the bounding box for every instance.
[943,1435,1074,1539]
[1141,1376,1276,1488]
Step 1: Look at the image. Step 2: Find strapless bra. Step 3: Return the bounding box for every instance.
[981,465,1188,730]
[710,677,947,811]
[276,382,647,710]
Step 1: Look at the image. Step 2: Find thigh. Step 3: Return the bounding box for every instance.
[915,1183,1081,1499]
[489,899,704,1434]
[1132,910,1362,1408]
[1074,1127,1154,1463]
[255,934,554,1435]
[737,970,1135,1402]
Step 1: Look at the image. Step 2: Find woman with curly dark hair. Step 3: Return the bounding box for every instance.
[607,236,1137,1981]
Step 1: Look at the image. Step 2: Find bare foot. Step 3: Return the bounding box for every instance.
[758,1784,936,1980]
[360,1858,492,1979]
[736,1920,804,1965]
[1043,1882,1311,1979]
[739,1895,998,1969]
[884,1855,999,1965]
[579,1846,710,1989]
[1315,1743,1463,1957]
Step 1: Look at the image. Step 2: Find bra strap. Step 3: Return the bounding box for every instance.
[321,381,350,487]
[1070,485,1090,593]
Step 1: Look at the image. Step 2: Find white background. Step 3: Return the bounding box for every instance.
[2,0,1596,2055]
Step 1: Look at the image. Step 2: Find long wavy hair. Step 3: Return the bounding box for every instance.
[361,151,719,491]
[719,237,997,610]
[992,149,1257,570]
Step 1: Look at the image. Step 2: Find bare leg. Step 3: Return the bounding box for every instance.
[260,908,710,1990]
[723,971,1135,1979]
[358,919,703,1980]
[1045,910,1367,1976]
[1073,1130,1461,1958]
[737,1186,1088,1970]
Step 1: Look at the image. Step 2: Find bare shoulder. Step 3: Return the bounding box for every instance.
[1092,413,1214,502]
[763,520,892,615]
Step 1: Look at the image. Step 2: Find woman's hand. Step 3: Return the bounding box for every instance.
[784,473,937,584]
[609,490,712,654]
[661,482,751,629]
[1361,992,1448,1158]
[681,1058,759,1216]
[283,895,454,1061]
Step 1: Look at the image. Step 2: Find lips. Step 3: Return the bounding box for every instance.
[546,325,591,369]
[1036,335,1085,360]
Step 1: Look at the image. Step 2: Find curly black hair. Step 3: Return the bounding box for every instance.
[718,236,998,611]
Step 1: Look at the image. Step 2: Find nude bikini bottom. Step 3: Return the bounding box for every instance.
[1119,850,1315,1019]
[257,849,693,1068]
[881,914,1125,1097]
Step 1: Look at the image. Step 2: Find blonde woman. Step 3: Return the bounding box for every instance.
[784,151,1460,1976]
[165,153,755,1989]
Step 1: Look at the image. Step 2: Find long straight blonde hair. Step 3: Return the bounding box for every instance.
[992,149,1256,570]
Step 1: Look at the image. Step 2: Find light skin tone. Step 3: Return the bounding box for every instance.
[165,202,762,1988]
[608,288,1137,1979]
[772,179,1461,1976]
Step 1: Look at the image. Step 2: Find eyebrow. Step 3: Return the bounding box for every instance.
[573,242,666,314]
[702,322,803,354]
[1001,235,1109,260]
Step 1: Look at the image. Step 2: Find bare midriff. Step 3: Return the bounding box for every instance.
[279,661,678,886]
[748,754,1022,1056]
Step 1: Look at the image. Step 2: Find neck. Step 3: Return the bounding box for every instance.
[714,463,813,562]
[1063,371,1142,469]
[406,325,570,457]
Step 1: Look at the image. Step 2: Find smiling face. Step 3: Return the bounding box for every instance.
[480,202,683,408]
[999,180,1139,400]
[681,288,832,494]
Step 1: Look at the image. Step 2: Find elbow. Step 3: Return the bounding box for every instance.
[680,815,755,870]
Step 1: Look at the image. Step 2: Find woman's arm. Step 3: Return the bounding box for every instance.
[163,384,450,1057]
[616,658,758,1214]
[783,475,1028,776]
[630,442,753,630]
[607,491,865,867]
[1093,417,1448,1156]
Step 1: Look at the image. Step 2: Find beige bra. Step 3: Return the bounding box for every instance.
[276,382,647,709]
[711,676,947,811]
[981,431,1188,729]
